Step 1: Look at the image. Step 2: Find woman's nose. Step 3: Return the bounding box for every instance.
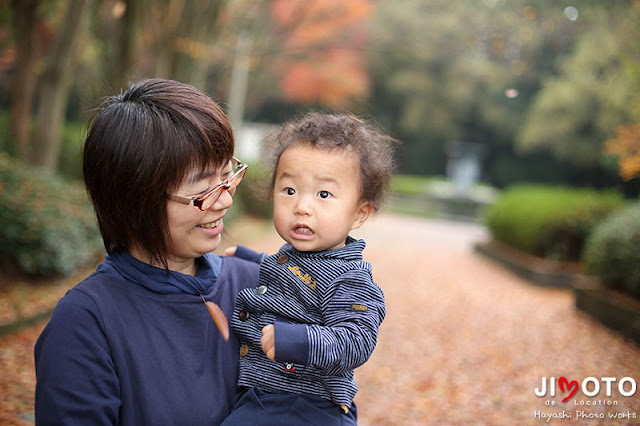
[212,187,234,210]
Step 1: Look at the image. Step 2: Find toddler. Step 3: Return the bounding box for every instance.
[223,112,395,425]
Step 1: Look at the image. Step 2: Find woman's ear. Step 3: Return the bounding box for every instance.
[351,201,374,230]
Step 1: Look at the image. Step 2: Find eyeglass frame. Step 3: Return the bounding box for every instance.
[167,157,248,211]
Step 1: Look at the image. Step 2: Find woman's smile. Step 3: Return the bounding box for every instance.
[195,217,225,237]
[197,218,223,229]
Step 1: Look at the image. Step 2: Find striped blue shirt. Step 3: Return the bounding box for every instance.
[231,236,386,407]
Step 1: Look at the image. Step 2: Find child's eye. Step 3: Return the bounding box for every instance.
[318,190,332,199]
[285,187,296,195]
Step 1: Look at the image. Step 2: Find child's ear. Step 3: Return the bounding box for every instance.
[352,201,374,230]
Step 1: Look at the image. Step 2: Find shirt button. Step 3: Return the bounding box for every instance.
[240,344,249,356]
[239,309,250,321]
[256,285,268,295]
[277,254,289,264]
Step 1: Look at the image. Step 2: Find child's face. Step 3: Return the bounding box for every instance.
[273,143,373,252]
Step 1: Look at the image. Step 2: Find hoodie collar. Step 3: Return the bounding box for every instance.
[96,251,222,295]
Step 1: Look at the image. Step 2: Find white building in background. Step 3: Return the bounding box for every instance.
[234,122,279,163]
[445,141,485,198]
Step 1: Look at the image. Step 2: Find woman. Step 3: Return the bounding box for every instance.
[34,78,260,425]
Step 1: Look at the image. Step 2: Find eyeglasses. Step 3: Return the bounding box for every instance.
[168,158,248,211]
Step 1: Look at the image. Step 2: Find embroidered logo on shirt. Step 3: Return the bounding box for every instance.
[284,362,296,372]
[287,266,317,290]
[350,304,368,312]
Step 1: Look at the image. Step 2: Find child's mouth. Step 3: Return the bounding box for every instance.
[291,225,314,239]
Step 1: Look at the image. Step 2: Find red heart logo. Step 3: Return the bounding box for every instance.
[559,376,578,402]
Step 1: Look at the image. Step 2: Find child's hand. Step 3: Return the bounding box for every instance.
[261,324,276,361]
[223,246,237,256]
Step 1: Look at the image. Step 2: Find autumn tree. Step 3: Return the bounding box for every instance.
[517,25,633,168]
[112,0,144,90]
[366,0,582,179]
[364,0,637,187]
[606,124,640,181]
[213,0,374,125]
[5,0,228,172]
[9,0,41,160]
[31,0,92,170]
[4,0,640,189]
[8,0,92,170]
[94,0,228,92]
[269,0,373,107]
[605,2,640,184]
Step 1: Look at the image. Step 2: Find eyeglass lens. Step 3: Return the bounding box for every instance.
[199,167,246,210]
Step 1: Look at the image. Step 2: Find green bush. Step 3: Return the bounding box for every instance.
[391,174,432,195]
[583,202,640,298]
[0,153,103,277]
[484,185,625,261]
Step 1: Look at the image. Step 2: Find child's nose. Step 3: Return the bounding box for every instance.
[294,195,312,216]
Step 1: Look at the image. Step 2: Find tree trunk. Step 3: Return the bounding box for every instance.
[9,0,41,161]
[113,0,145,89]
[228,33,252,132]
[189,0,225,90]
[150,0,185,78]
[169,0,225,86]
[31,0,92,170]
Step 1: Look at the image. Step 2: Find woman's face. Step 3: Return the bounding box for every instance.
[162,161,235,273]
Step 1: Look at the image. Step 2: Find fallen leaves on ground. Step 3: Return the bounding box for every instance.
[2,215,639,425]
[0,265,98,329]
[0,320,44,425]
[353,215,640,425]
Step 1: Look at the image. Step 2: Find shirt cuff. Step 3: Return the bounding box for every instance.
[234,245,267,264]
[274,321,309,365]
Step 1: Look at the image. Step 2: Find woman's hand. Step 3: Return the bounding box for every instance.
[261,324,276,361]
[223,246,237,256]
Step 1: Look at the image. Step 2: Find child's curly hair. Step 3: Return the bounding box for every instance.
[261,112,397,211]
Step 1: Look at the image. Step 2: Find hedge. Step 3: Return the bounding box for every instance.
[484,185,625,262]
[583,202,640,299]
[390,174,432,196]
[0,153,103,277]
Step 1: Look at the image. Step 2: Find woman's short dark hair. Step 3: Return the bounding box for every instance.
[261,112,396,211]
[83,78,234,268]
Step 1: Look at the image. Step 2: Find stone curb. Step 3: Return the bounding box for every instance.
[473,240,579,288]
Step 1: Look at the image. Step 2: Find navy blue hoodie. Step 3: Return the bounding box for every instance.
[34,252,259,425]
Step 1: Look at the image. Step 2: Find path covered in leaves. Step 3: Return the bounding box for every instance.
[1,214,639,425]
[350,214,640,425]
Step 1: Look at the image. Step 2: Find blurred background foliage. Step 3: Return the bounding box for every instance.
[0,153,103,277]
[484,185,625,262]
[2,0,640,279]
[583,202,640,299]
[1,0,640,190]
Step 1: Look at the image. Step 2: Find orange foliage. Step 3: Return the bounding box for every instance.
[605,123,640,181]
[271,0,372,107]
